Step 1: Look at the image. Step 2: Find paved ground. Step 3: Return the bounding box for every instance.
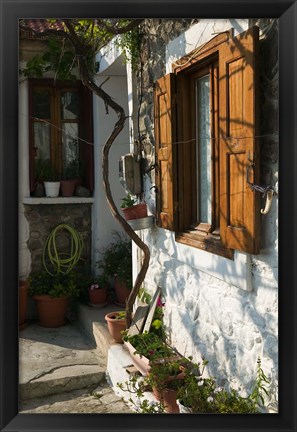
[20,382,133,414]
[19,322,133,414]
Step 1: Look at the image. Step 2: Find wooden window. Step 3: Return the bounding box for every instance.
[154,27,260,257]
[28,78,94,194]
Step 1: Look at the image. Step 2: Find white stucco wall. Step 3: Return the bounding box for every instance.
[92,71,130,267]
[129,19,278,411]
[91,51,131,268]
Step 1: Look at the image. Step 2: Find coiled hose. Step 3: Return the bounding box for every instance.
[43,224,83,276]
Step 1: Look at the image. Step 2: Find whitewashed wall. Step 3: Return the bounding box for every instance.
[130,19,278,411]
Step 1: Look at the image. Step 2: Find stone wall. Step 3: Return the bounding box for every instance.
[133,19,278,411]
[24,204,92,273]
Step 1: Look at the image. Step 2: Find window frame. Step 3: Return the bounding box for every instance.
[28,78,94,194]
[154,27,260,258]
[174,53,233,259]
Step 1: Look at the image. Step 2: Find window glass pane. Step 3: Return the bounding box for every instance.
[32,90,51,119]
[33,122,51,159]
[61,92,79,120]
[196,75,212,224]
[62,123,79,169]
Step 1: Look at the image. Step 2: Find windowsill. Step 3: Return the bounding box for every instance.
[23,196,95,205]
[175,231,234,260]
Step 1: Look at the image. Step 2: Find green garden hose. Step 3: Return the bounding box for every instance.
[43,224,84,276]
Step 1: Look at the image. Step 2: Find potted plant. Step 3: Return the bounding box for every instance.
[123,331,179,376]
[176,360,218,414]
[146,359,185,413]
[37,159,60,197]
[60,159,83,197]
[105,310,127,343]
[96,234,132,306]
[28,271,80,327]
[176,357,270,414]
[88,275,108,306]
[120,193,148,221]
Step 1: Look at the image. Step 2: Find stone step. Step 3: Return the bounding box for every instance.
[77,303,125,359]
[19,322,107,401]
[19,364,106,400]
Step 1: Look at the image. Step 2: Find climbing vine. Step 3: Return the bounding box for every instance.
[115,27,142,71]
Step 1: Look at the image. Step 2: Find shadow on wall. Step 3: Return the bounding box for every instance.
[151,230,277,404]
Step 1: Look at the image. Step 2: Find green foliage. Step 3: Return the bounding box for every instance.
[137,287,152,304]
[20,19,142,80]
[35,159,59,181]
[177,357,270,414]
[146,359,184,392]
[118,354,270,414]
[116,27,142,71]
[96,233,132,289]
[28,271,81,298]
[123,332,174,361]
[63,159,84,180]
[117,375,166,414]
[22,36,77,81]
[120,193,137,209]
[113,311,126,320]
[151,305,165,338]
[249,357,271,407]
[72,265,109,303]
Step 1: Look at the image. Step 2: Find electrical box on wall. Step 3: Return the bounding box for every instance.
[119,154,142,195]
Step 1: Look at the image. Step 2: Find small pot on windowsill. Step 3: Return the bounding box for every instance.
[60,179,78,197]
[120,193,148,221]
[44,181,61,198]
[122,203,148,221]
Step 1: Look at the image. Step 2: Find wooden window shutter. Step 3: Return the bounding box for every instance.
[219,26,260,254]
[154,73,177,230]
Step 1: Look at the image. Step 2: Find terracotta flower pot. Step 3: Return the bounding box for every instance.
[124,340,151,375]
[88,287,107,305]
[19,280,29,330]
[152,386,163,401]
[105,311,127,343]
[60,179,77,197]
[33,295,69,327]
[162,388,180,413]
[122,203,147,221]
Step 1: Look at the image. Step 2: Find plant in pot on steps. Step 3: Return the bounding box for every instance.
[105,310,127,343]
[88,275,109,307]
[96,234,132,306]
[28,271,80,327]
[123,331,180,376]
[120,193,148,221]
[176,356,270,414]
[145,359,185,413]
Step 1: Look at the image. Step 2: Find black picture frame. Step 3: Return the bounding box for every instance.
[1,1,296,431]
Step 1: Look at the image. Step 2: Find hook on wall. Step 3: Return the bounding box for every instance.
[246,163,277,215]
